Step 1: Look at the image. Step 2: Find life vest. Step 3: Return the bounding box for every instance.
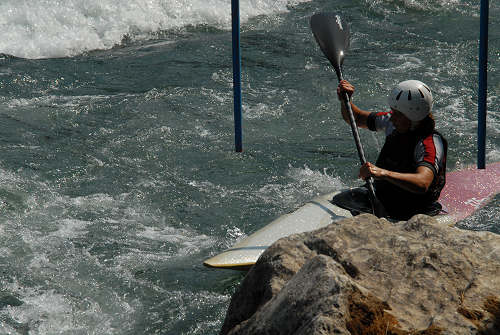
[374,129,448,219]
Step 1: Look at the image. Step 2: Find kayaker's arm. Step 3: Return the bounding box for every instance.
[337,80,371,129]
[359,163,435,194]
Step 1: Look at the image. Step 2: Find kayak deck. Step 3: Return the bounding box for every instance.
[203,192,351,270]
[204,162,500,270]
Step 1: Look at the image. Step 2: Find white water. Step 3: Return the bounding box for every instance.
[0,0,311,59]
[0,0,498,333]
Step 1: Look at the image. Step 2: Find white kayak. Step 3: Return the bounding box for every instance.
[204,192,351,270]
[204,162,500,270]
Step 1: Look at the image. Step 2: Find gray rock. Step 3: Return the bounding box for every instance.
[220,214,500,335]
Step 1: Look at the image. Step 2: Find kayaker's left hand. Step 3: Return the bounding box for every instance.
[359,162,386,180]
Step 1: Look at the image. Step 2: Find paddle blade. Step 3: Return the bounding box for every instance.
[310,13,350,80]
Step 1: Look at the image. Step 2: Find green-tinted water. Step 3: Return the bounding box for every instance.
[0,0,498,333]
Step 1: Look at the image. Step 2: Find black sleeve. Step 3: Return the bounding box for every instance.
[367,112,378,131]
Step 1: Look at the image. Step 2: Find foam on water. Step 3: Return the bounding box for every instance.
[160,290,231,335]
[0,282,123,334]
[286,164,347,193]
[256,165,346,209]
[363,0,477,16]
[6,94,112,109]
[377,54,424,73]
[0,0,311,59]
[136,225,214,256]
[0,160,219,333]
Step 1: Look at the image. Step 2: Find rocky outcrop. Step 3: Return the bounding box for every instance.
[220,214,500,335]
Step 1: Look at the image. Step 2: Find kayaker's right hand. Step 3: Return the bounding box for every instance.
[337,80,355,101]
[359,162,386,180]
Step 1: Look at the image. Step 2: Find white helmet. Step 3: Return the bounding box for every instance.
[388,80,433,122]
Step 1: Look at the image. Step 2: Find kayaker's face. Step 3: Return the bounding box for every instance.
[390,109,412,133]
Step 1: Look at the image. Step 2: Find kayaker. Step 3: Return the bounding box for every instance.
[336,79,447,220]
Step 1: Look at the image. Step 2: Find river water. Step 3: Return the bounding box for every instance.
[0,0,498,334]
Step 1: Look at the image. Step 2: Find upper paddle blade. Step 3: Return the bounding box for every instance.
[310,13,350,79]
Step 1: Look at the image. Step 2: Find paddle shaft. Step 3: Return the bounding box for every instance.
[310,13,384,217]
[337,71,378,212]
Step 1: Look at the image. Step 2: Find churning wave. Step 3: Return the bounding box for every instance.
[0,0,311,59]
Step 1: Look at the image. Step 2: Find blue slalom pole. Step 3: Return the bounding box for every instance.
[232,0,243,152]
[477,0,488,169]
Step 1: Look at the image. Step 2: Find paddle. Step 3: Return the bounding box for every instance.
[310,13,387,218]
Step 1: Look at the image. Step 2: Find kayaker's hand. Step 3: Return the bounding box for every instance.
[337,80,354,101]
[359,162,386,180]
